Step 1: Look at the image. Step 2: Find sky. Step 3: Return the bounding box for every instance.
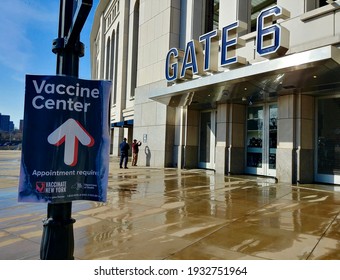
[0,0,99,129]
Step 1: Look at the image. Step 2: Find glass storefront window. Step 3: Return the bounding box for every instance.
[319,0,329,7]
[317,98,340,175]
[268,104,277,170]
[246,104,277,176]
[251,0,277,32]
[199,111,216,170]
[205,0,219,32]
[246,106,263,168]
[306,0,329,12]
[200,112,211,163]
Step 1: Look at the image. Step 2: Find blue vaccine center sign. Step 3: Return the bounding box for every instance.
[18,75,111,203]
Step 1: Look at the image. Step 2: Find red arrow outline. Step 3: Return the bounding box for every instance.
[47,118,95,166]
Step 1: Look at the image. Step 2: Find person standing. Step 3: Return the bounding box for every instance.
[119,138,130,168]
[131,139,142,166]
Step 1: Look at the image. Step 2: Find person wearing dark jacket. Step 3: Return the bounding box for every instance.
[119,138,130,168]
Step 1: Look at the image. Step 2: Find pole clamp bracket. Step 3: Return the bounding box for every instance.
[52,37,85,57]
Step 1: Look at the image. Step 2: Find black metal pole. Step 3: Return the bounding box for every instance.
[55,0,83,77]
[40,0,86,260]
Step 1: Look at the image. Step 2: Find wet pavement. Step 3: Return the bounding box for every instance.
[0,150,339,260]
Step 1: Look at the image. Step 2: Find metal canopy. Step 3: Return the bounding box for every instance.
[150,46,340,109]
[111,120,134,128]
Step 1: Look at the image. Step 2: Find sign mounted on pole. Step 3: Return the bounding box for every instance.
[18,74,111,203]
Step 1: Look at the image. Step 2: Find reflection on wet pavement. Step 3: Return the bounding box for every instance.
[0,151,339,260]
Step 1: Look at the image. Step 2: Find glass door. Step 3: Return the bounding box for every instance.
[198,111,216,169]
[246,106,264,174]
[246,104,277,176]
[268,104,278,176]
[316,97,340,184]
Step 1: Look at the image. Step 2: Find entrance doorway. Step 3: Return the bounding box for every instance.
[316,97,340,184]
[245,104,277,177]
[198,111,216,169]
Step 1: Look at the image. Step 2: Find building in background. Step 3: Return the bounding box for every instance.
[90,0,340,184]
[0,113,14,132]
[19,120,24,132]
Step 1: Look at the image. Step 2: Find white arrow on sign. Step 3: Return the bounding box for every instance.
[47,118,95,166]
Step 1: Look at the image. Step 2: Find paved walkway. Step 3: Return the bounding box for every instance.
[0,150,339,260]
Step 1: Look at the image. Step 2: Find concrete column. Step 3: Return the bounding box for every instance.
[296,94,315,183]
[185,109,199,168]
[219,0,238,27]
[126,0,139,99]
[276,94,296,183]
[112,127,127,157]
[278,0,306,18]
[229,103,246,174]
[216,103,245,175]
[177,107,187,169]
[215,103,228,174]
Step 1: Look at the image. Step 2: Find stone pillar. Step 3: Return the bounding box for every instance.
[177,107,187,169]
[215,103,228,174]
[215,103,245,175]
[219,0,238,27]
[229,103,246,174]
[113,127,127,157]
[276,94,296,183]
[278,0,306,18]
[185,109,199,168]
[296,95,315,183]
